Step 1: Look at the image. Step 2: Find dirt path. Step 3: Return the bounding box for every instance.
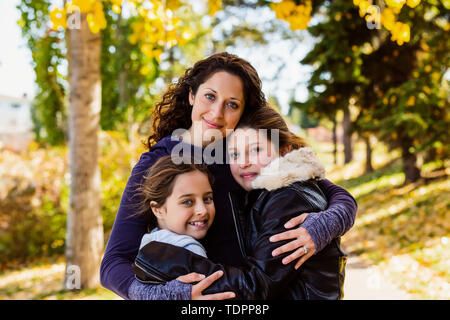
[343,255,411,300]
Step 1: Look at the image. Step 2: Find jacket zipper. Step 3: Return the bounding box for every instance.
[228,192,247,259]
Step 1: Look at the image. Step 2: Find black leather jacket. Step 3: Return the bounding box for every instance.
[133,180,347,300]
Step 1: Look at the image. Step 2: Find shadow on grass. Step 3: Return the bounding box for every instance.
[335,158,403,190]
[345,181,449,263]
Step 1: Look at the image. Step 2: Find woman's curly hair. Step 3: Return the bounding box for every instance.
[146,52,267,148]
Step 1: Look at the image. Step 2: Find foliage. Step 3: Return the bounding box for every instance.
[287,0,449,183]
[18,0,217,145]
[0,132,145,270]
[17,0,67,145]
[0,145,68,269]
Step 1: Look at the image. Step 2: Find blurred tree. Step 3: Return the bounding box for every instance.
[294,1,372,165]
[268,0,449,183]
[356,0,450,183]
[17,0,67,145]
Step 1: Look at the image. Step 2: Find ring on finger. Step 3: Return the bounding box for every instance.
[303,246,308,255]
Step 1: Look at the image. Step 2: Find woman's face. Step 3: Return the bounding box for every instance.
[228,127,279,191]
[151,170,215,240]
[188,71,245,145]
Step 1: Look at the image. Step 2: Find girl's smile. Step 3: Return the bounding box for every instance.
[151,170,215,239]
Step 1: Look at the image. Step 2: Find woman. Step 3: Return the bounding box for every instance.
[100,52,357,299]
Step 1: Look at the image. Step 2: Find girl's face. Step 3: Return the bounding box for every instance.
[151,170,215,239]
[228,127,279,191]
[188,71,245,145]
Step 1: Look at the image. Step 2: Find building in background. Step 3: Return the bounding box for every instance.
[0,94,33,152]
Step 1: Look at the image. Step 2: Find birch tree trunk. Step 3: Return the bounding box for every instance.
[64,13,104,289]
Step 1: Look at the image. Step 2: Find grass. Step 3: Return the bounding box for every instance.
[316,141,450,299]
[0,256,119,300]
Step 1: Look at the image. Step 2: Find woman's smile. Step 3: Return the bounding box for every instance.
[203,118,223,129]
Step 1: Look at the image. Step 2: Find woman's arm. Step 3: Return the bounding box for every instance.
[270,179,357,268]
[302,179,357,251]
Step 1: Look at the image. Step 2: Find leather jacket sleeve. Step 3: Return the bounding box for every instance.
[133,183,325,300]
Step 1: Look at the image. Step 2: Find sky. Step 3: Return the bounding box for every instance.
[0,0,36,99]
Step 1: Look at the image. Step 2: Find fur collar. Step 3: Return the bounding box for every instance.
[251,147,325,191]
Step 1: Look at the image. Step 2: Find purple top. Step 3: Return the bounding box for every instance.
[100,136,358,299]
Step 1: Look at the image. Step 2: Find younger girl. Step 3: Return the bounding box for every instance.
[135,155,215,257]
[132,155,236,300]
[133,107,347,299]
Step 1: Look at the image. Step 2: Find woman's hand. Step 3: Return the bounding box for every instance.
[177,271,236,300]
[269,213,316,270]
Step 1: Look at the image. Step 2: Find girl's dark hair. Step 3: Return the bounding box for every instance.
[146,52,267,148]
[135,155,215,230]
[236,106,307,151]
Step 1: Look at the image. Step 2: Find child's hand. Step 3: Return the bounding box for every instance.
[177,271,236,300]
[176,272,206,283]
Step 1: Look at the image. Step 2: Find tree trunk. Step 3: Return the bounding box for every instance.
[342,104,353,164]
[65,13,104,289]
[332,114,338,165]
[401,138,421,184]
[424,147,437,163]
[363,135,373,173]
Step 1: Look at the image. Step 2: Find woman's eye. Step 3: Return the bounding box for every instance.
[251,147,261,153]
[205,93,215,100]
[204,196,213,203]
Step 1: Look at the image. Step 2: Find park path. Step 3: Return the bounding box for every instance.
[343,254,411,300]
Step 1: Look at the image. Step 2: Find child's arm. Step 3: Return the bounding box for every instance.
[128,279,191,300]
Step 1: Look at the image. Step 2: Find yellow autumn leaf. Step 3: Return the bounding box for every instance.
[71,0,96,13]
[49,7,67,30]
[406,0,421,8]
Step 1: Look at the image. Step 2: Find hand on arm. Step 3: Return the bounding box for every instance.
[269,213,316,269]
[270,179,357,269]
[177,271,236,300]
